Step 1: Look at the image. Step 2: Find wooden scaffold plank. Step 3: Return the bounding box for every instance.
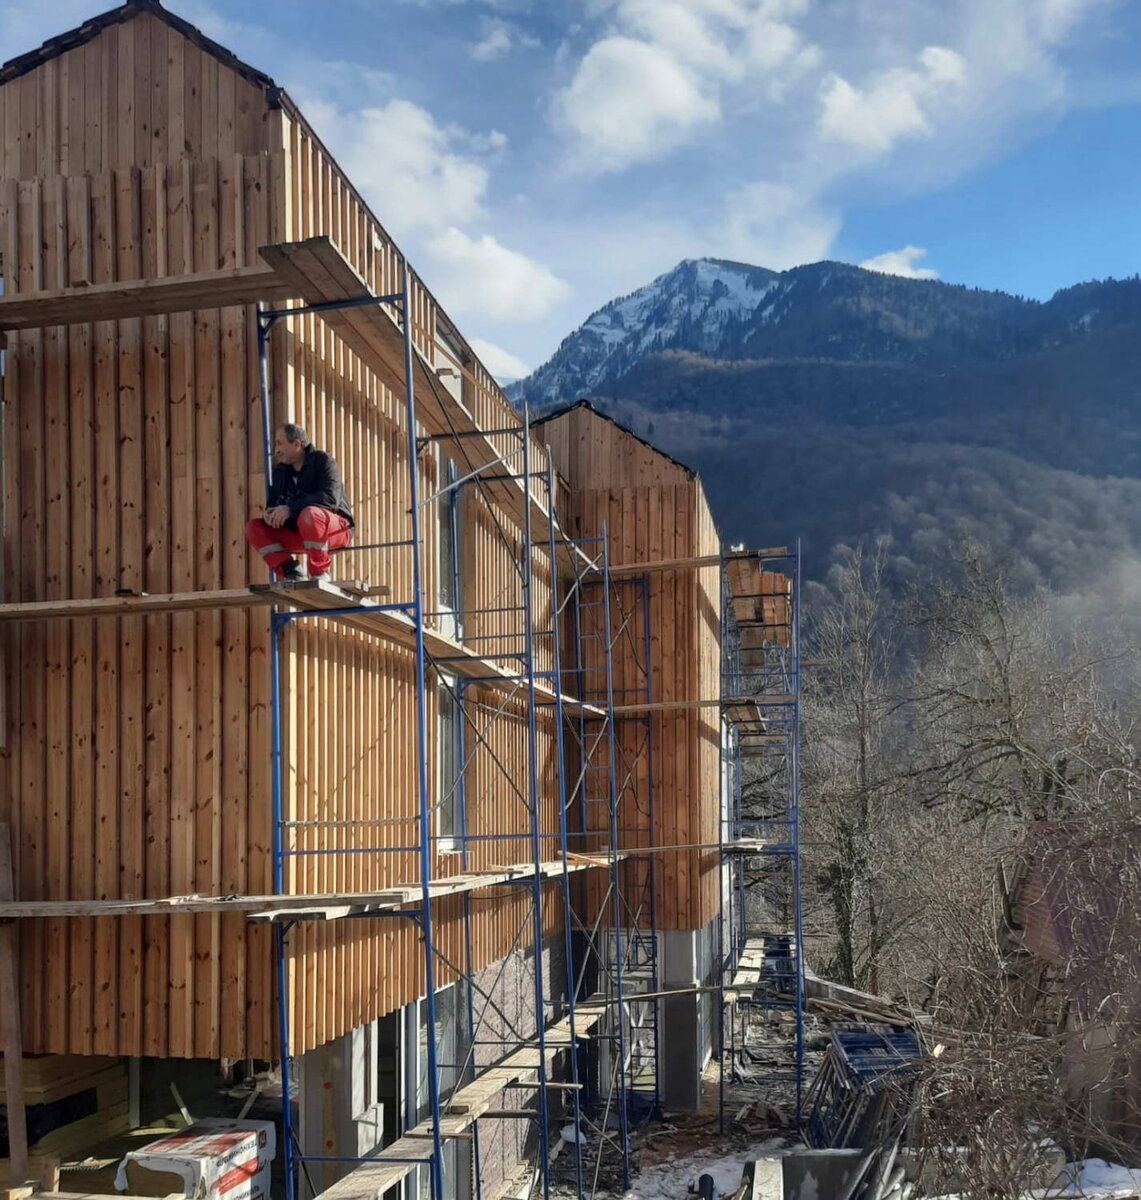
[0,263,293,330]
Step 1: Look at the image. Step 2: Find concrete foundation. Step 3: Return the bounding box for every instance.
[296,934,566,1200]
[659,919,719,1112]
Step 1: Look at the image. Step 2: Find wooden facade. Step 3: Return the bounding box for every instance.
[540,402,723,931]
[0,2,561,1060]
[0,2,725,1075]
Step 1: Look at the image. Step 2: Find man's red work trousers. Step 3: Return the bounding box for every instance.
[245,506,352,577]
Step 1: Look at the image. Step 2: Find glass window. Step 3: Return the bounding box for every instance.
[415,985,473,1200]
[438,677,462,852]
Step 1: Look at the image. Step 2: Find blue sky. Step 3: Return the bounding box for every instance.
[4,0,1141,379]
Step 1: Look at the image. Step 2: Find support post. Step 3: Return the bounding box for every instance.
[546,456,585,1200]
[0,824,28,1187]
[401,257,447,1200]
[599,531,632,1189]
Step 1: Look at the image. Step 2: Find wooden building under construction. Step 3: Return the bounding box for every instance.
[0,5,799,1200]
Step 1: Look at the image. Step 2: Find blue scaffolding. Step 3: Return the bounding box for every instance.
[253,259,658,1200]
[717,545,804,1128]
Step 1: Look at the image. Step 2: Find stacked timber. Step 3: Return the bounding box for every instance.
[0,1055,129,1165]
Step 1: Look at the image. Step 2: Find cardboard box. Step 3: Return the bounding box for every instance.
[115,1119,275,1200]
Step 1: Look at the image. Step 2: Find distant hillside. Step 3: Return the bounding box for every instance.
[510,260,1141,590]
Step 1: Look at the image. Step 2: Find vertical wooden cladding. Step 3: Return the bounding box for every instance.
[1,7,564,1061]
[0,14,271,178]
[539,405,724,932]
[275,108,564,1054]
[0,153,280,1059]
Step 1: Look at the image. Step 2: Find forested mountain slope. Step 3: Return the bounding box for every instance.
[509,260,1141,588]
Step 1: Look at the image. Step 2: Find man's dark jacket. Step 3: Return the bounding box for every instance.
[269,448,354,528]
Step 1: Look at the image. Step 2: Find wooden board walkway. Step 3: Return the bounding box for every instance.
[0,580,604,716]
[0,855,622,922]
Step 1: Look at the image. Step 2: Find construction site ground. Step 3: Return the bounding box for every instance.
[549,1003,828,1200]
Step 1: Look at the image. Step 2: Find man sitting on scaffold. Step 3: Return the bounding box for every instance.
[245,423,354,582]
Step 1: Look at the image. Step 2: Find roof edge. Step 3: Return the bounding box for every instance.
[534,398,699,480]
[0,0,278,93]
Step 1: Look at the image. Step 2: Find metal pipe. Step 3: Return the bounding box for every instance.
[274,922,297,1200]
[792,538,806,1128]
[547,456,585,1200]
[400,257,447,1200]
[600,528,631,1188]
[520,409,554,1200]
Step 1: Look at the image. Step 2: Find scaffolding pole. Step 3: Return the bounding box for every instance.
[256,270,635,1200]
[716,543,804,1130]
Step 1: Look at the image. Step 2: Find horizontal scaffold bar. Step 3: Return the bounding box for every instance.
[0,855,626,922]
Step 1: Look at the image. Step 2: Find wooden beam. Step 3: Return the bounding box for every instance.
[612,695,796,715]
[603,548,790,577]
[0,588,281,621]
[0,824,29,1187]
[0,264,293,330]
[0,854,626,921]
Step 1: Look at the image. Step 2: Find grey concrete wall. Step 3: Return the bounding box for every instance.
[469,934,568,1199]
[295,933,568,1200]
[660,916,720,1112]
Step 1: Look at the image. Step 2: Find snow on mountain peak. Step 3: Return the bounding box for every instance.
[516,258,782,404]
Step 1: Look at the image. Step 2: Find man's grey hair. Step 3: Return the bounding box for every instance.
[279,423,311,448]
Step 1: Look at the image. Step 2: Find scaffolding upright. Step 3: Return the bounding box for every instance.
[0,231,754,1200]
[253,251,658,1200]
[717,546,804,1128]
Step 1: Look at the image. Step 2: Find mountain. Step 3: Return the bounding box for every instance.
[510,260,1141,592]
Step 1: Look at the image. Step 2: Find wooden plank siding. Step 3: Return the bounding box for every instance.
[0,11,563,1059]
[539,404,724,932]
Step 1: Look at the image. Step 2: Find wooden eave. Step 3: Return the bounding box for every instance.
[0,265,294,331]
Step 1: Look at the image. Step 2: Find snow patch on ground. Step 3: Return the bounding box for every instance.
[622,1140,788,1200]
[1059,1159,1141,1197]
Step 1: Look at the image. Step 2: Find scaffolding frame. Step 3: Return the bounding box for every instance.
[0,234,796,1200]
[716,545,804,1129]
[254,261,659,1200]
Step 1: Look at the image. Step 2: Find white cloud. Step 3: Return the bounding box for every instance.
[289,85,572,347]
[473,23,513,61]
[554,0,818,172]
[425,228,571,321]
[309,98,490,237]
[467,337,531,382]
[557,36,720,171]
[472,19,539,62]
[818,46,967,154]
[719,181,840,268]
[860,245,940,279]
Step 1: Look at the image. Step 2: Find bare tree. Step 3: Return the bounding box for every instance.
[802,539,911,991]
